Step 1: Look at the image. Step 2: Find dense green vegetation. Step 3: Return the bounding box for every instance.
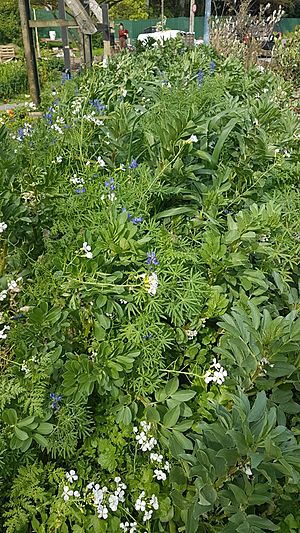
[0,41,300,532]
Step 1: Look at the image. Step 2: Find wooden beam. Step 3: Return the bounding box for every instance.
[19,0,40,105]
[58,0,71,71]
[65,0,97,34]
[29,19,77,28]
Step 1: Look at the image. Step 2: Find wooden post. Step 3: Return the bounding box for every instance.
[18,0,40,105]
[101,3,110,59]
[58,0,71,71]
[81,0,93,67]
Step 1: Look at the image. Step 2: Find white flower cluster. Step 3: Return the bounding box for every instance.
[50,117,65,135]
[0,290,7,302]
[54,156,63,163]
[150,453,170,482]
[0,222,7,233]
[186,329,197,340]
[71,175,85,186]
[0,324,10,339]
[83,111,104,126]
[87,477,126,519]
[133,421,157,452]
[148,272,158,296]
[62,485,80,501]
[101,191,116,202]
[24,101,37,110]
[120,521,137,532]
[21,360,30,374]
[134,491,159,522]
[142,273,159,296]
[204,358,227,385]
[71,97,84,115]
[8,278,22,293]
[82,242,93,259]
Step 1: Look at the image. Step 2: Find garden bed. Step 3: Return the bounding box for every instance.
[0,40,300,533]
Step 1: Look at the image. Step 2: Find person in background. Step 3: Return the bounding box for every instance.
[119,23,129,49]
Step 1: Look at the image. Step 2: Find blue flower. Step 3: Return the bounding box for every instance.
[75,188,86,194]
[105,178,115,191]
[131,217,144,225]
[17,127,24,141]
[44,112,53,125]
[210,60,216,73]
[197,70,204,86]
[146,251,159,266]
[50,392,62,411]
[89,99,106,113]
[129,159,138,169]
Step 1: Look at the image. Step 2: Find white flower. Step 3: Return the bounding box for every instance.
[148,272,158,296]
[186,329,197,340]
[153,469,167,481]
[87,482,94,490]
[82,242,93,259]
[122,89,128,98]
[108,192,116,202]
[86,160,91,166]
[0,290,7,301]
[149,494,159,510]
[74,490,80,497]
[71,175,85,185]
[120,522,129,532]
[8,280,19,292]
[21,360,30,374]
[164,461,170,472]
[97,504,108,519]
[97,156,106,167]
[0,222,7,233]
[62,485,73,501]
[0,324,10,340]
[129,523,137,533]
[189,134,198,143]
[135,493,146,512]
[204,358,227,385]
[56,156,63,163]
[150,453,163,463]
[65,470,78,484]
[143,510,153,521]
[108,493,119,511]
[244,465,253,477]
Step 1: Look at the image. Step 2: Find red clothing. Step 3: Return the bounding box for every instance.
[119,29,128,39]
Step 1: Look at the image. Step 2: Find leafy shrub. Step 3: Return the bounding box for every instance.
[0,40,300,532]
[0,61,27,100]
[273,26,300,83]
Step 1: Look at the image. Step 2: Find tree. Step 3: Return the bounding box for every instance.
[108,0,148,19]
[0,0,21,45]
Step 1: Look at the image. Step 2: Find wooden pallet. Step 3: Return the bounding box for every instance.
[0,45,17,63]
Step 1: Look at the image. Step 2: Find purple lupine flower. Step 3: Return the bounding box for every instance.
[44,112,53,125]
[197,70,205,86]
[50,392,62,411]
[129,159,138,169]
[146,251,159,266]
[104,178,115,191]
[17,127,24,141]
[89,99,106,113]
